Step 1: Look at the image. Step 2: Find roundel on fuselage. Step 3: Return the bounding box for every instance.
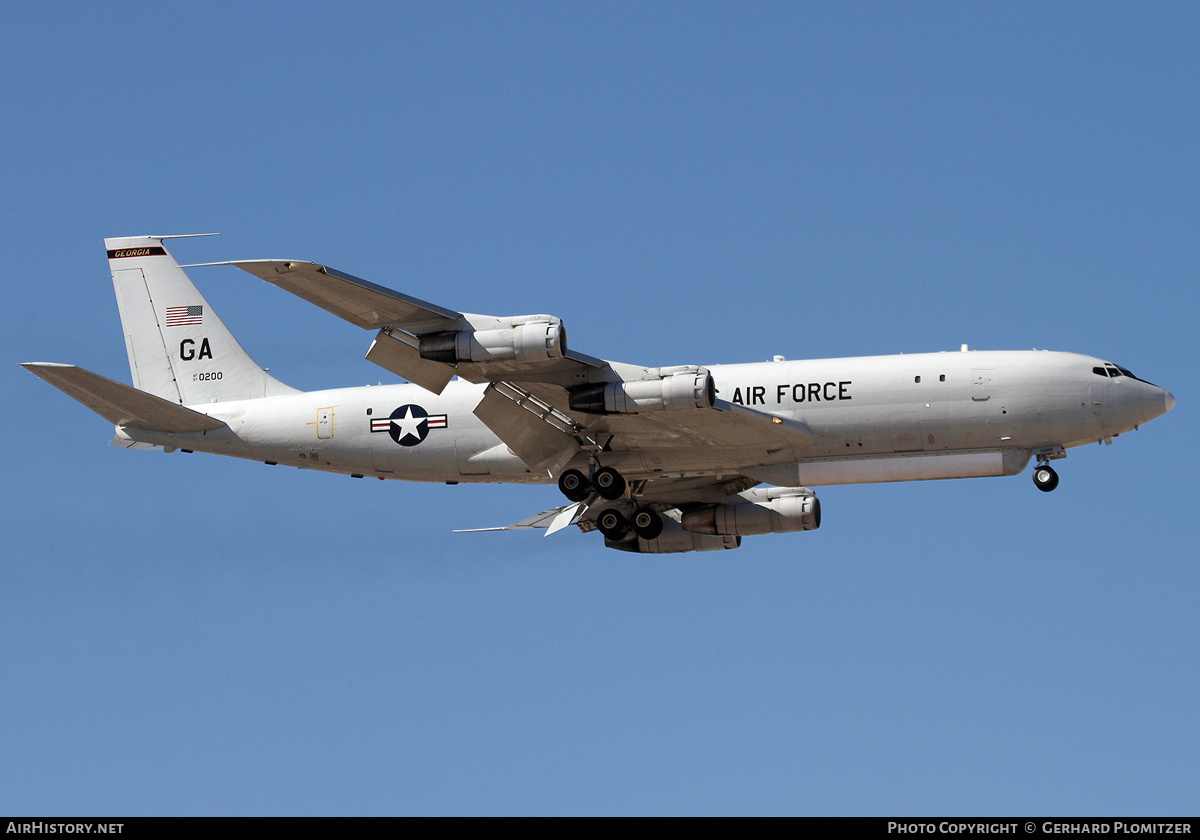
[374,404,448,447]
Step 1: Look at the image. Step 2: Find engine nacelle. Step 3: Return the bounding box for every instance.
[569,369,715,415]
[419,321,565,364]
[681,492,821,536]
[604,517,741,553]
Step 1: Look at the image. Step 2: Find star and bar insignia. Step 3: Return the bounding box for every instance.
[370,404,448,446]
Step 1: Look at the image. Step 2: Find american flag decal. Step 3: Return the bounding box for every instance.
[165,305,203,327]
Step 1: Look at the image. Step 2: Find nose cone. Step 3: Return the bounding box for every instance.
[1138,384,1175,425]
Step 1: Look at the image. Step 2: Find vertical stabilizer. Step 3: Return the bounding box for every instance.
[107,236,297,404]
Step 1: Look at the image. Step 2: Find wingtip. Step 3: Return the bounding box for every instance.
[20,361,75,372]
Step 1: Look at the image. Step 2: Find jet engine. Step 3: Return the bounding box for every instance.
[419,320,565,364]
[569,368,715,415]
[681,490,821,536]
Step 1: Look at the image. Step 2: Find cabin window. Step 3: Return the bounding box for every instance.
[939,374,945,382]
[914,376,921,383]
[366,408,373,415]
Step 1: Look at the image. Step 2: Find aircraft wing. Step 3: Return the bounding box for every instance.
[218,259,606,393]
[221,259,462,332]
[223,259,816,471]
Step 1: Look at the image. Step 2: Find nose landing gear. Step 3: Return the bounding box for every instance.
[1033,463,1059,492]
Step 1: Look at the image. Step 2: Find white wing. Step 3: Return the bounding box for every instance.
[225,260,814,472]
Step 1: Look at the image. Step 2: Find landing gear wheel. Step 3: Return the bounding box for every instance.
[596,509,629,540]
[558,469,591,502]
[631,507,663,540]
[1033,464,1059,492]
[593,466,626,500]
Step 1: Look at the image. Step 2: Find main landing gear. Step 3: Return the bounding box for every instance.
[558,465,663,541]
[592,466,626,499]
[557,466,627,501]
[630,506,664,540]
[595,506,664,541]
[557,469,590,502]
[596,508,628,539]
[1032,463,1059,492]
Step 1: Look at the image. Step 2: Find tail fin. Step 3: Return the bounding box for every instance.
[107,236,297,404]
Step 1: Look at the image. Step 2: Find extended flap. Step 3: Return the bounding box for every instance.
[365,330,455,394]
[472,383,579,470]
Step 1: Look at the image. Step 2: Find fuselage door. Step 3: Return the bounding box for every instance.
[890,412,924,452]
[972,370,992,401]
[317,407,334,439]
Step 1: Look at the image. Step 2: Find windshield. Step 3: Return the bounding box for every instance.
[1092,362,1156,386]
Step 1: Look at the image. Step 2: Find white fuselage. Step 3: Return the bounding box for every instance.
[118,350,1171,488]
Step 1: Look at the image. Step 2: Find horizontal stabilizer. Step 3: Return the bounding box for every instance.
[21,363,226,433]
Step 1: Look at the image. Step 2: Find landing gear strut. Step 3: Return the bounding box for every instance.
[1033,463,1059,492]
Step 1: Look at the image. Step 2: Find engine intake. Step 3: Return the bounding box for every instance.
[419,322,565,364]
[681,492,821,536]
[569,369,715,415]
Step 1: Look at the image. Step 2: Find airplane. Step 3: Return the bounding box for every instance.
[23,234,1175,553]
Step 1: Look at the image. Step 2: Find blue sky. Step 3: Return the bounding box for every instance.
[2,2,1196,815]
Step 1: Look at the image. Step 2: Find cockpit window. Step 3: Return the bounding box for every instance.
[1095,362,1154,385]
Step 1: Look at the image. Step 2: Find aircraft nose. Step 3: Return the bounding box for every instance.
[1140,385,1175,423]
